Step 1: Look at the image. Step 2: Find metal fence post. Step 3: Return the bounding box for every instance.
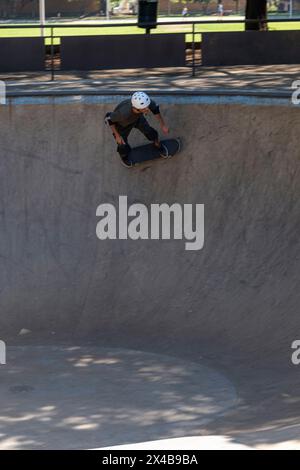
[192,22,195,77]
[51,26,55,81]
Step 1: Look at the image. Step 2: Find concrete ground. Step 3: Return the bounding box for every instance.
[0,346,237,450]
[0,66,300,449]
[1,65,299,97]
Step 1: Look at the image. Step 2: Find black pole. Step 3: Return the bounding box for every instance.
[192,23,195,77]
[51,27,55,81]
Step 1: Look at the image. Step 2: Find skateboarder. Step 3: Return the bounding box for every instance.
[105,92,169,167]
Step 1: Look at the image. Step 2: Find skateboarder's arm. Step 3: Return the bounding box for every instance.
[154,112,169,135]
[110,124,124,145]
[154,112,166,127]
[149,100,160,115]
[149,100,169,134]
[109,121,118,135]
[106,112,125,144]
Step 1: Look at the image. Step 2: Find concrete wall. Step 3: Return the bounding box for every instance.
[0,96,299,369]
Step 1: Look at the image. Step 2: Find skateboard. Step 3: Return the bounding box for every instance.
[123,138,181,167]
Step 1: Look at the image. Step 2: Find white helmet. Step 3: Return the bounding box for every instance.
[131,91,151,110]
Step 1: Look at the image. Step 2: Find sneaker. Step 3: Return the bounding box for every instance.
[121,156,133,168]
[158,143,169,158]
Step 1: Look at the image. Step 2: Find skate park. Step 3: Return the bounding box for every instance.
[0,68,299,449]
[0,0,300,451]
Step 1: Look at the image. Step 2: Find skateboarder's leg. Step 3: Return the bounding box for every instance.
[117,140,131,159]
[135,116,168,157]
[134,116,158,142]
[115,125,133,166]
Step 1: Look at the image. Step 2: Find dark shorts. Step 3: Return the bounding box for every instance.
[106,113,158,159]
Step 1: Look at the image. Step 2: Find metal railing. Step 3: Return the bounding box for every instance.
[0,17,298,80]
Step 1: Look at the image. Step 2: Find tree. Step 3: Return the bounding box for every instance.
[245,0,268,31]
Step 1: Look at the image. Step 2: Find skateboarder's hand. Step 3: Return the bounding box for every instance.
[161,125,169,135]
[116,134,125,146]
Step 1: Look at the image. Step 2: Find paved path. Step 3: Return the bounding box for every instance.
[2,65,299,97]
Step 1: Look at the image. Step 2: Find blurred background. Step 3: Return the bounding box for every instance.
[0,0,299,21]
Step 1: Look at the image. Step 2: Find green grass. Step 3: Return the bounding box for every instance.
[0,20,299,45]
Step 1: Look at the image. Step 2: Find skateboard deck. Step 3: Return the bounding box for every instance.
[126,138,181,167]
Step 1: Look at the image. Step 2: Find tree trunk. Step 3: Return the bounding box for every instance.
[245,0,268,31]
